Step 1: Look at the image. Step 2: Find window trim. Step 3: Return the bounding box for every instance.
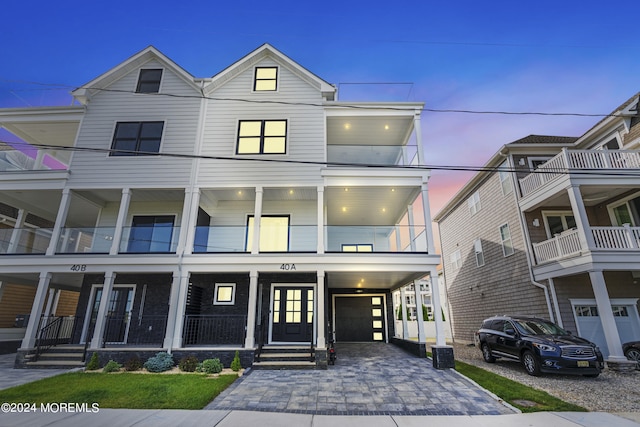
[135,68,163,94]
[253,66,279,92]
[450,249,462,271]
[607,191,640,226]
[499,223,515,257]
[542,210,576,238]
[213,283,236,305]
[498,161,512,196]
[110,121,165,156]
[236,119,288,155]
[474,238,485,267]
[468,191,481,215]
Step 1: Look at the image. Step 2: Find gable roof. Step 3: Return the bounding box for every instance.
[507,135,579,145]
[203,43,336,100]
[71,46,201,105]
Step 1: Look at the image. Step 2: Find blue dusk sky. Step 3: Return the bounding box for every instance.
[1,0,639,215]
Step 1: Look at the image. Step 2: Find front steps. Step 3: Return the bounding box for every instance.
[253,345,316,369]
[24,345,86,369]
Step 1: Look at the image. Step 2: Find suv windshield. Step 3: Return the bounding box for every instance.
[513,319,568,336]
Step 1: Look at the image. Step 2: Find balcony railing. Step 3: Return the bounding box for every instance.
[56,227,115,253]
[519,149,640,197]
[327,144,418,167]
[193,225,317,253]
[0,149,68,172]
[326,225,428,252]
[533,226,640,264]
[182,314,247,346]
[0,227,52,254]
[119,225,180,253]
[102,314,167,346]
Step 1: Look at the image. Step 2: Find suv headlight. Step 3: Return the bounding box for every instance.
[533,343,557,352]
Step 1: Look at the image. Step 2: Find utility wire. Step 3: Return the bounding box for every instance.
[4,140,640,178]
[0,78,629,118]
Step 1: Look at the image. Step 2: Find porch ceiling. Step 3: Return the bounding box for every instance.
[326,116,413,147]
[327,270,424,289]
[522,184,634,212]
[326,186,419,225]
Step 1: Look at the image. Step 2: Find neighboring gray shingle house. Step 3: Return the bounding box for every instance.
[435,92,640,369]
[0,44,445,368]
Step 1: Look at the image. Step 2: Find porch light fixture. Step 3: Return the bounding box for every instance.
[532,218,540,227]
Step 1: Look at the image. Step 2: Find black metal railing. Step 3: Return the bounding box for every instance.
[34,315,79,361]
[255,313,268,362]
[182,314,247,346]
[102,314,167,346]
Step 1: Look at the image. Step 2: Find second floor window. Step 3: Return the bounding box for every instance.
[499,223,514,257]
[136,69,163,93]
[237,120,287,154]
[468,191,481,215]
[450,249,462,271]
[474,239,485,267]
[111,122,164,156]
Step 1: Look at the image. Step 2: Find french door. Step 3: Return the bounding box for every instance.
[271,286,314,342]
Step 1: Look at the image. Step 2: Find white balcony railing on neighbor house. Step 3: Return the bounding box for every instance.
[532,226,640,264]
[0,149,68,172]
[519,149,640,197]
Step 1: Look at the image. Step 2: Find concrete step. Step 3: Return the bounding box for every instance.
[25,360,85,369]
[252,360,316,370]
[37,353,84,361]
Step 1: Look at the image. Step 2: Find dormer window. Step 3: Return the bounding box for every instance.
[254,67,278,91]
[136,69,163,93]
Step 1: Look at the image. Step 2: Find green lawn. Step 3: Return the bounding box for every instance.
[0,372,238,409]
[454,360,587,413]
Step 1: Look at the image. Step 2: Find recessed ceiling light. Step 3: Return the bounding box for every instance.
[384,125,389,130]
[289,189,294,195]
[342,207,347,212]
[344,123,351,130]
[381,208,386,213]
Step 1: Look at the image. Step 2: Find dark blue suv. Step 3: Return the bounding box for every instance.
[475,316,604,377]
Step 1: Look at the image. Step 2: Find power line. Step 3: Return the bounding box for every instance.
[4,140,640,178]
[0,78,627,118]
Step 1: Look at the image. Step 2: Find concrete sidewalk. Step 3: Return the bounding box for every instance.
[1,409,639,427]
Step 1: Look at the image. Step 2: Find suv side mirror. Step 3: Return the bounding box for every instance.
[504,326,516,336]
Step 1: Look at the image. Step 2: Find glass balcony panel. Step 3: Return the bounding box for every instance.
[0,227,52,254]
[326,225,428,253]
[119,225,179,253]
[56,227,116,253]
[327,144,417,167]
[193,225,317,253]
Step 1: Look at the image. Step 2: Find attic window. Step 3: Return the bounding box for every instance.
[254,67,278,91]
[136,69,163,93]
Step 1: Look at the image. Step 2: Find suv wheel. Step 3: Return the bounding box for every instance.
[522,350,541,376]
[481,343,496,363]
[624,347,640,370]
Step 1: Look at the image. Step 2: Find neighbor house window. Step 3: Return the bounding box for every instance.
[528,157,552,170]
[254,67,278,91]
[111,121,164,156]
[499,162,512,195]
[608,192,640,226]
[342,244,373,252]
[136,69,163,93]
[246,215,289,251]
[214,283,236,305]
[543,211,576,237]
[474,239,485,267]
[237,120,287,154]
[468,191,481,215]
[450,249,462,271]
[499,223,514,256]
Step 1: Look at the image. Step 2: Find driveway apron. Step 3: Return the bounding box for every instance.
[205,342,514,415]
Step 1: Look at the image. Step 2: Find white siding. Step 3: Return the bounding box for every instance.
[68,59,201,188]
[198,58,325,186]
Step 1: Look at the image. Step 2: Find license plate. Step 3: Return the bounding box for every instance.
[577,361,589,367]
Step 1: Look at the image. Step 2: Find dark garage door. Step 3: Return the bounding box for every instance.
[335,295,386,342]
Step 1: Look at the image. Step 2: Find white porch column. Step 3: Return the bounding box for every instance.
[7,209,26,254]
[171,272,190,348]
[90,271,115,349]
[46,188,72,255]
[567,185,595,250]
[317,186,325,254]
[414,281,426,343]
[414,111,424,165]
[316,270,326,348]
[110,188,131,255]
[251,187,263,254]
[21,272,52,348]
[429,268,446,346]
[163,270,183,349]
[245,271,259,348]
[43,288,57,317]
[589,270,626,361]
[407,203,417,252]
[420,183,436,254]
[400,286,408,339]
[179,187,201,256]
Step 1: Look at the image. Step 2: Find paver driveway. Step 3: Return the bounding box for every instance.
[205,342,514,415]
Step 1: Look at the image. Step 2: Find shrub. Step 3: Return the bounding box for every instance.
[85,352,100,371]
[201,358,223,374]
[230,351,242,372]
[124,356,142,371]
[144,352,174,373]
[179,355,199,372]
[103,360,122,373]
